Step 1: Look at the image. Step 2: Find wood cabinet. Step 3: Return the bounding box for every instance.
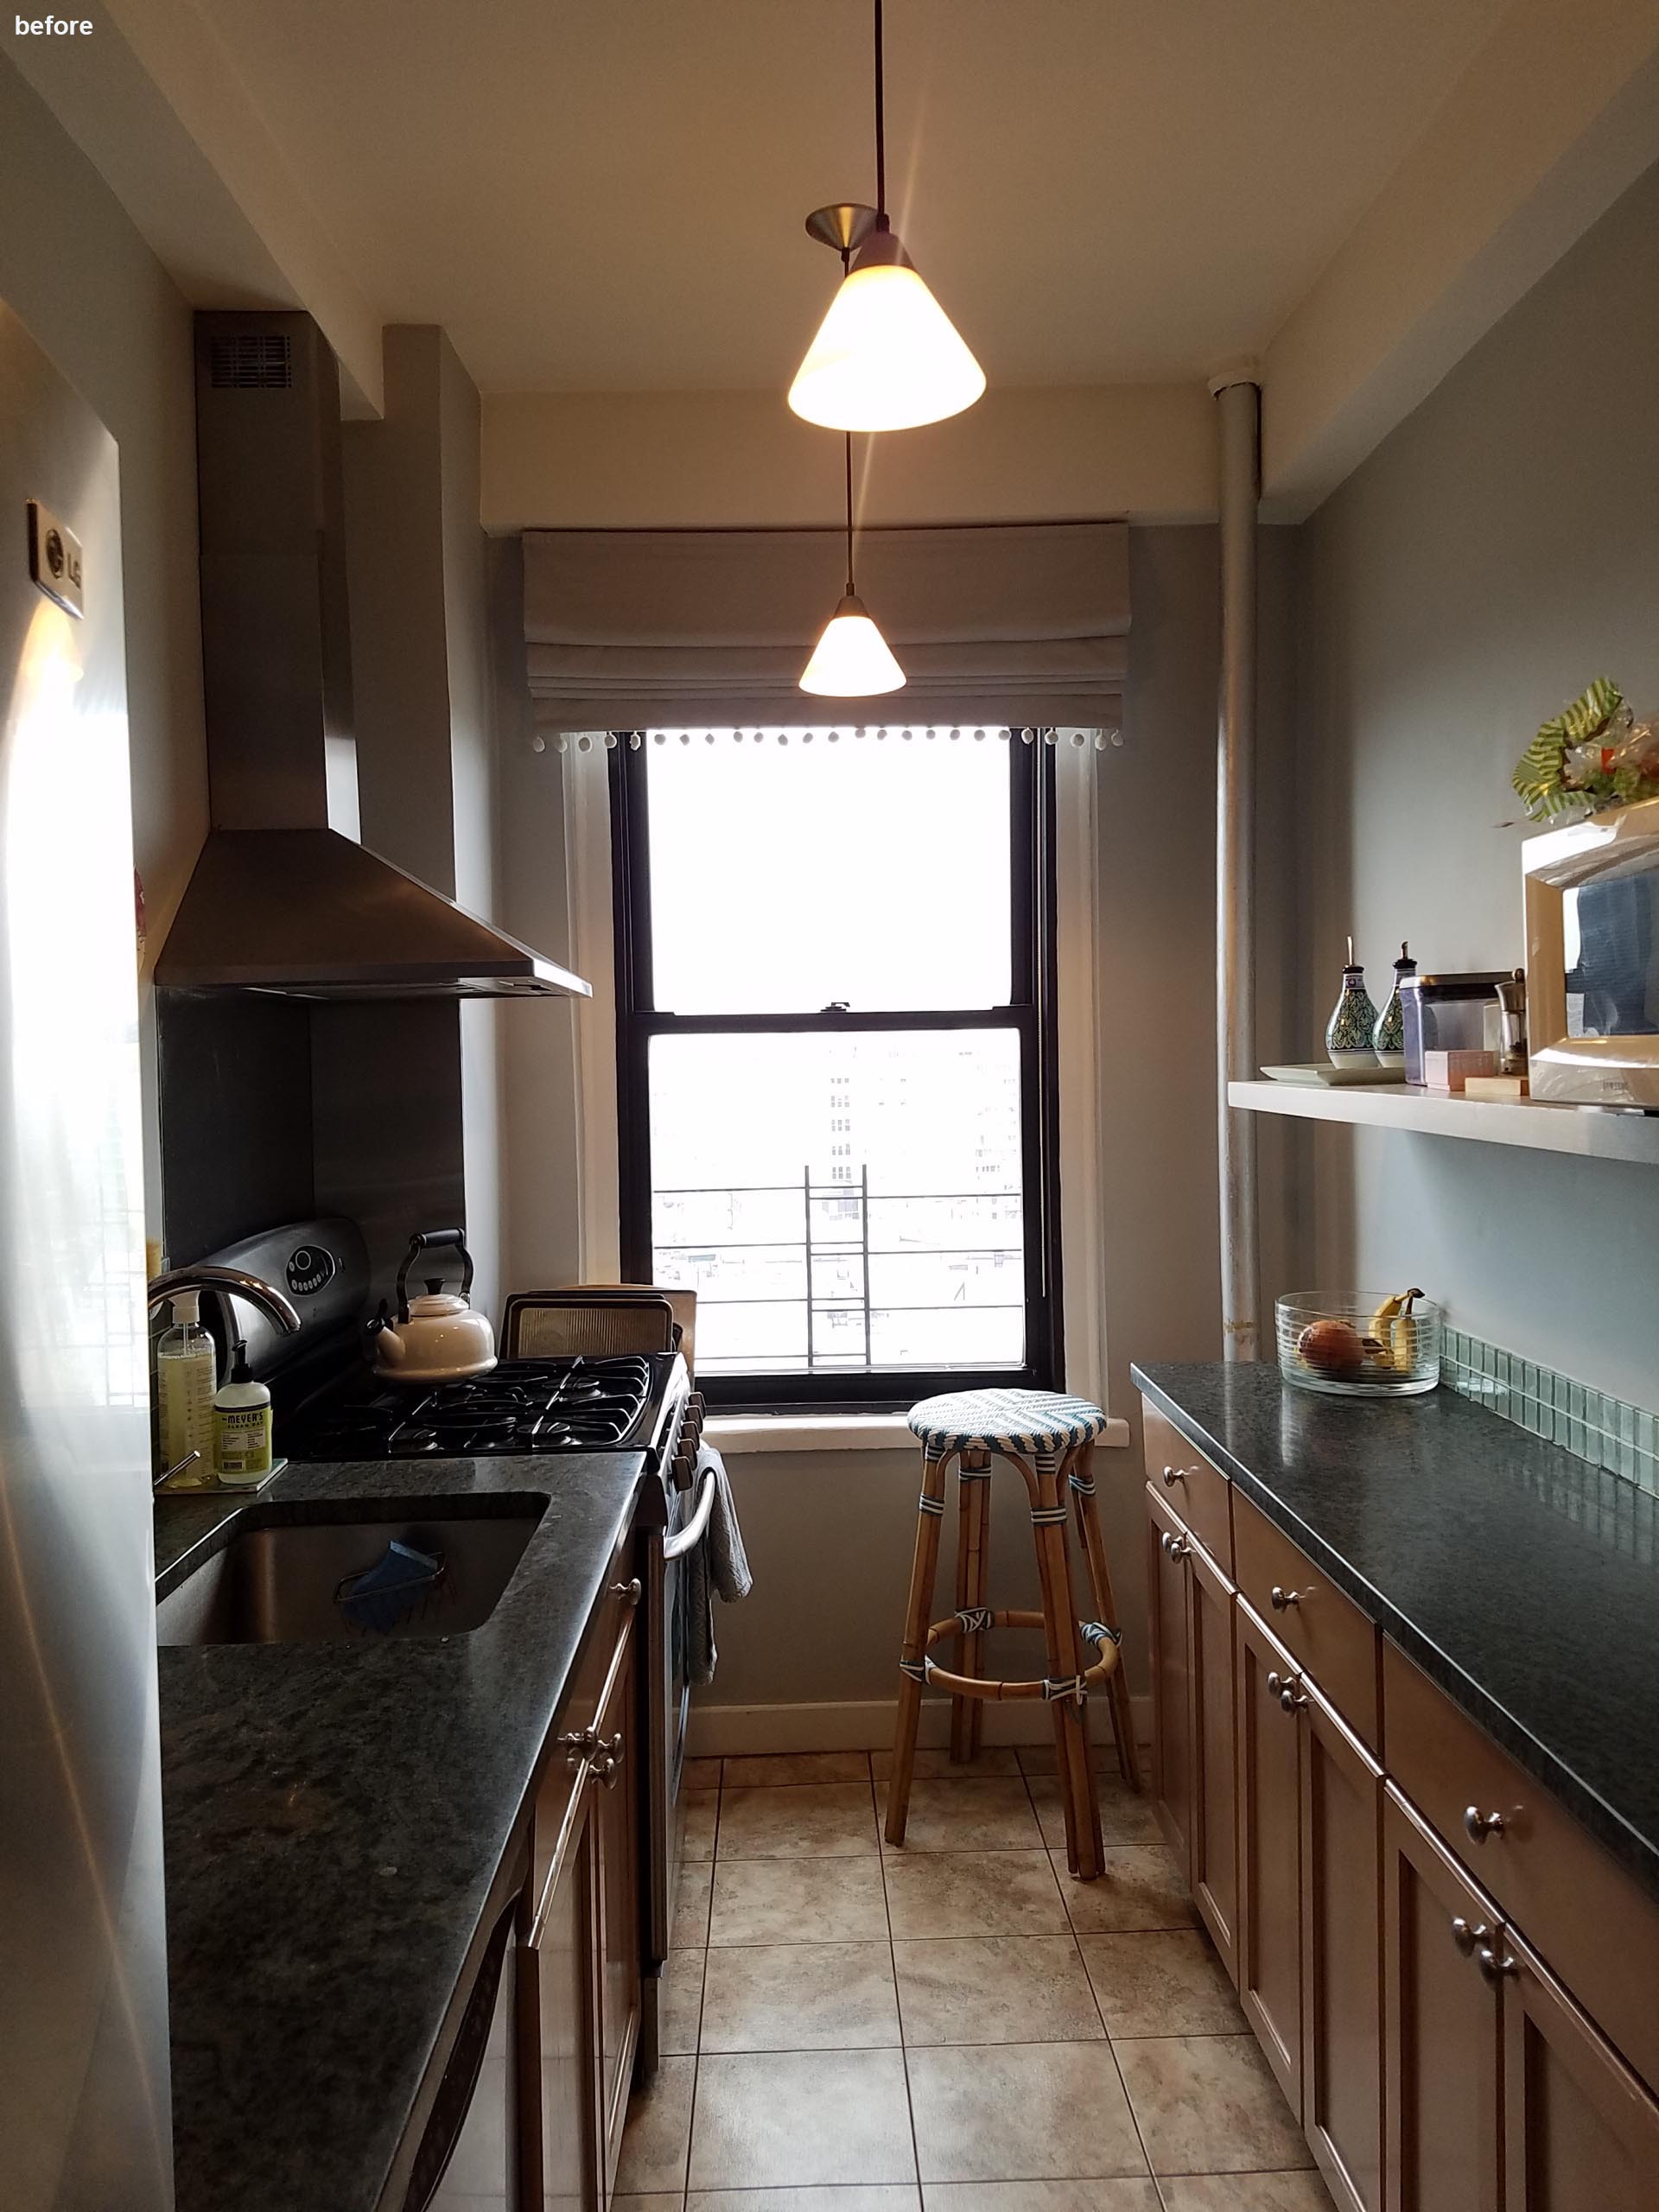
[1146,1481,1193,1868]
[521,1551,643,2212]
[1301,1675,1384,2212]
[1235,1599,1306,2113]
[1145,1481,1236,1973]
[1140,1391,1659,2212]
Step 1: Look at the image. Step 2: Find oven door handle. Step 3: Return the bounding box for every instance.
[661,1462,718,1562]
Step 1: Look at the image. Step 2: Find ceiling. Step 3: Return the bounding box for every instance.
[192,0,1509,394]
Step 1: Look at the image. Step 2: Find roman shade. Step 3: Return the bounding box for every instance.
[521,521,1129,734]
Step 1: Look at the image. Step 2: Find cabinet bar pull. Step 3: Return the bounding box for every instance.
[1464,1805,1506,1844]
[1269,1586,1301,1611]
[529,1759,592,1950]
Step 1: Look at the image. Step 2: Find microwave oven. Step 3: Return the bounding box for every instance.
[1523,794,1659,1108]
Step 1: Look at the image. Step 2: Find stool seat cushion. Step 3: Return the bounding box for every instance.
[908,1387,1109,1454]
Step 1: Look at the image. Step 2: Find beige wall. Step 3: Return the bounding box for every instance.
[1290,156,1659,1407]
[482,385,1217,533]
[0,56,208,1238]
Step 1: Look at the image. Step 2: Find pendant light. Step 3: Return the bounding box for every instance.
[799,432,905,696]
[789,0,985,433]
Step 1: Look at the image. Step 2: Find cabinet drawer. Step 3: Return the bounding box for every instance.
[1382,1639,1659,2098]
[1233,1488,1379,1751]
[1143,1402,1232,1572]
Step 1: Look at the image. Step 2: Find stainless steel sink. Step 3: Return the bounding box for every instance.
[155,1498,545,1646]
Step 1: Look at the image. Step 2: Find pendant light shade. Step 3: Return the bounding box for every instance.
[799,593,906,696]
[789,230,986,432]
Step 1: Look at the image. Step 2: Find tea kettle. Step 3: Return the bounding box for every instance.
[369,1229,497,1382]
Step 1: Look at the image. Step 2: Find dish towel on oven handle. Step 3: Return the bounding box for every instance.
[684,1444,750,1687]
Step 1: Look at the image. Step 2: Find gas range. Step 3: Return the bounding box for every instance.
[287,1355,675,1463]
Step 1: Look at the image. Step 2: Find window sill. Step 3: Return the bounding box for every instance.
[706,1412,1132,1456]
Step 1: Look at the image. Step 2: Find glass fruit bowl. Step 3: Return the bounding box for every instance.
[1276,1292,1442,1398]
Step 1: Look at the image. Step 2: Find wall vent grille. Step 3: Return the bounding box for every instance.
[208,334,293,390]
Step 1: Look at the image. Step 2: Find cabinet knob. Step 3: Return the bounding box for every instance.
[1279,1684,1308,1714]
[1269,1585,1301,1611]
[1266,1669,1284,1696]
[1160,1465,1186,1486]
[1464,1805,1506,1845]
[1477,1946,1518,1983]
[1160,1531,1191,1560]
[559,1723,601,1761]
[592,1736,626,1789]
[1450,1916,1490,1957]
[610,1577,643,1606]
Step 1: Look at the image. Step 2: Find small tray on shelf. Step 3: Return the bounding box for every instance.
[1261,1063,1408,1087]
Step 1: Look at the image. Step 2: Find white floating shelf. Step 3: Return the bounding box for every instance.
[1229,1079,1659,1166]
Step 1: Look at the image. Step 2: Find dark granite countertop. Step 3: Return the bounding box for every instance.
[1131,1361,1659,1903]
[156,1449,647,2212]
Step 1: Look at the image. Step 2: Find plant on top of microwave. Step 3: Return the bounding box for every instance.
[1513,677,1659,822]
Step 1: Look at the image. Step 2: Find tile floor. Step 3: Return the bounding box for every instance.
[618,1747,1332,2212]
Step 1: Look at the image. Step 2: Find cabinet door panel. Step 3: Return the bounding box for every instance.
[1146,1483,1193,1869]
[529,1781,601,2212]
[1236,1599,1304,2113]
[1143,1404,1232,1569]
[1302,1681,1383,2212]
[1501,1928,1659,2212]
[1382,1786,1500,2212]
[1187,1533,1238,1980]
[595,1621,642,2189]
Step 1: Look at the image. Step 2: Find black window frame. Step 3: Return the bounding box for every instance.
[610,731,1065,1413]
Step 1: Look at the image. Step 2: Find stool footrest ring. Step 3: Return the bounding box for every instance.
[919,1608,1122,1702]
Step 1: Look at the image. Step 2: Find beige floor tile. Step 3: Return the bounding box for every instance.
[683,1791,721,1861]
[1112,2035,1314,2177]
[1027,1777,1164,1850]
[906,2043,1147,2182]
[616,2054,696,2194]
[1158,2177,1335,2212]
[711,1856,889,1946]
[692,2192,919,2212]
[873,1746,1022,1782]
[675,1859,714,1948]
[660,1948,706,2056]
[723,1751,872,1788]
[684,1758,723,1791]
[690,2050,916,2187]
[1052,1848,1200,1933]
[614,2196,686,2212]
[719,1782,879,1859]
[924,2185,1161,2212]
[880,1779,1044,1853]
[701,1941,900,2050]
[894,1936,1103,2046]
[1077,1930,1245,2036]
[883,1852,1066,1939]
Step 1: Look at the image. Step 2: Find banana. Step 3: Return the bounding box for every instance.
[1369,1287,1427,1373]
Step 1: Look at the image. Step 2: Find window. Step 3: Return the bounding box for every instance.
[612,730,1063,1410]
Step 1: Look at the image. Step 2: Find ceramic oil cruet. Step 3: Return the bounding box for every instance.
[1373,941,1415,1068]
[1326,936,1381,1066]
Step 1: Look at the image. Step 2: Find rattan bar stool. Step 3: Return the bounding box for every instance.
[885,1387,1141,1880]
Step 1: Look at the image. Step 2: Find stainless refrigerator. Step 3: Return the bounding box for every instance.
[0,303,171,2207]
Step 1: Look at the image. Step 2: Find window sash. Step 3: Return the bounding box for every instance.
[610,740,1063,1411]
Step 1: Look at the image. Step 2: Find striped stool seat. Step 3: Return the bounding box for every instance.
[908,1388,1110,1456]
[886,1384,1140,1881]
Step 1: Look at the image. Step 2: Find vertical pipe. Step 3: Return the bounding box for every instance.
[1212,371,1261,1361]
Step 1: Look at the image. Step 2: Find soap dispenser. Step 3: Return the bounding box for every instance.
[213,1338,273,1486]
[156,1292,218,1484]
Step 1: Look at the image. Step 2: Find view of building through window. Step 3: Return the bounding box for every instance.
[636,734,1029,1377]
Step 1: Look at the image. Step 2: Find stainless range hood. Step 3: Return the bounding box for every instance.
[157,312,588,1001]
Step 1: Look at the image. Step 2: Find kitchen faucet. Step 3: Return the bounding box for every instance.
[147,1264,303,1336]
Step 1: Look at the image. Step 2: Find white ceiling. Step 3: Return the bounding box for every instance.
[191,0,1509,394]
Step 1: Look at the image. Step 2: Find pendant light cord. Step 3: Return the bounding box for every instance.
[873,0,887,217]
[843,432,855,596]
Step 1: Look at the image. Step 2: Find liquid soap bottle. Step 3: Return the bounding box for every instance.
[156,1291,218,1484]
[213,1339,273,1486]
